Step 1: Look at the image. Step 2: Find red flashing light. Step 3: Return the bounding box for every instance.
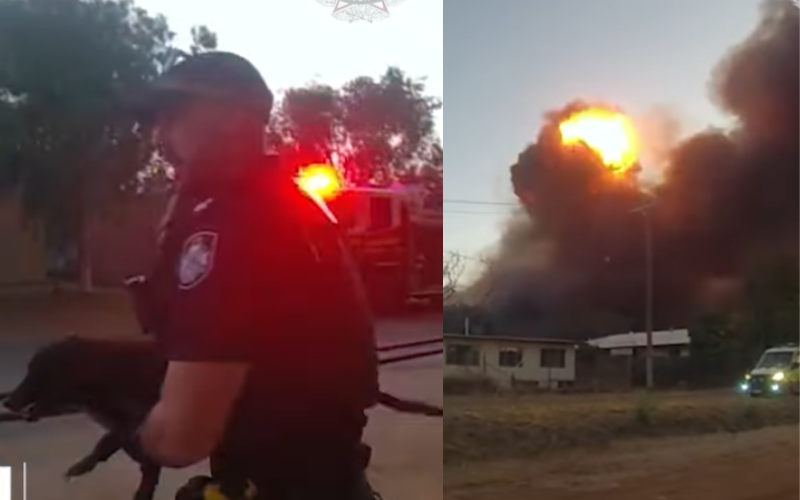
[295,164,344,201]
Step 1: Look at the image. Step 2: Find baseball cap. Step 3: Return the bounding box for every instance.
[127,51,273,123]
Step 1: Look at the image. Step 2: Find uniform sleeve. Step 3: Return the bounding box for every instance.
[162,220,268,362]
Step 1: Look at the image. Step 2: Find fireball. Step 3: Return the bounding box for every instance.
[559,108,639,174]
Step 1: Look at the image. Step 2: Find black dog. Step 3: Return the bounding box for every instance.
[1,335,441,500]
[2,335,166,500]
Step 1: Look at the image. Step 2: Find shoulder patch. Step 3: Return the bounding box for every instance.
[176,231,218,290]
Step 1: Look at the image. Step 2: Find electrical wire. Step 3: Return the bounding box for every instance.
[443,199,516,207]
[443,198,517,216]
[444,210,509,216]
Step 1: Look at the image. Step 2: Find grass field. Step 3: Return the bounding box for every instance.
[445,390,799,464]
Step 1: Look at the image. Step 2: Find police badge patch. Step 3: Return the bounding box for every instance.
[177,231,218,290]
[314,0,407,23]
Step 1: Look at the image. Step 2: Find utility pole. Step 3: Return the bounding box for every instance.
[632,199,657,390]
[643,209,654,390]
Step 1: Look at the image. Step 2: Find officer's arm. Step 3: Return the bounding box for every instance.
[139,361,248,467]
[138,224,262,467]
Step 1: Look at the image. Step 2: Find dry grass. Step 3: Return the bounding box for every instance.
[444,391,799,464]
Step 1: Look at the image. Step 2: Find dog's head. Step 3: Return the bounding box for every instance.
[2,335,88,418]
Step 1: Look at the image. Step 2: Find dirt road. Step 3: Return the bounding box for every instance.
[0,314,442,500]
[445,425,799,500]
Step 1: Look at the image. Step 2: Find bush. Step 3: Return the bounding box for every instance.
[444,375,499,395]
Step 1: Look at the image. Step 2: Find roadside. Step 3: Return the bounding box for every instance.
[445,391,799,463]
[0,288,140,339]
[445,425,799,500]
[0,291,442,500]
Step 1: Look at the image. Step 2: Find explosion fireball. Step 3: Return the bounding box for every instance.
[558,108,639,175]
[479,0,798,338]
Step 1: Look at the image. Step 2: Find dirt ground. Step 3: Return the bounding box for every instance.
[445,425,799,500]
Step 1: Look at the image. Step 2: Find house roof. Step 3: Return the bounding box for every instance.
[444,333,577,346]
[587,329,690,349]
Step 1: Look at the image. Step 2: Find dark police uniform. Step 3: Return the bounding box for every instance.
[137,154,380,499]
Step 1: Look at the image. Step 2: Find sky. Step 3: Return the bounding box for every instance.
[133,0,443,139]
[444,0,766,261]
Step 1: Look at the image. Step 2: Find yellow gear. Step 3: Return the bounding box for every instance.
[202,480,257,500]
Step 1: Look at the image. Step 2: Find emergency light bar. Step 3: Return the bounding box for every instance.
[295,164,343,201]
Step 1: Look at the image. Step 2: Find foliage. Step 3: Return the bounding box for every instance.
[0,0,216,261]
[271,67,442,187]
[689,254,799,382]
[0,0,441,289]
[443,251,464,301]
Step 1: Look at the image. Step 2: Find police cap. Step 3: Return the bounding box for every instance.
[130,51,273,123]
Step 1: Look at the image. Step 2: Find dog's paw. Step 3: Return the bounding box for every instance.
[64,458,98,479]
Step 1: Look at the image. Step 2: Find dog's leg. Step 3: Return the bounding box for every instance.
[65,432,123,479]
[132,464,161,500]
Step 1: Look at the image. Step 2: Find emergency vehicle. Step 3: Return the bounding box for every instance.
[297,165,442,312]
[740,343,800,397]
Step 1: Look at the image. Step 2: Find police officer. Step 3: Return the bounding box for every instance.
[127,51,381,500]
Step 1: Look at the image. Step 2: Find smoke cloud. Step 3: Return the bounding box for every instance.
[483,0,798,336]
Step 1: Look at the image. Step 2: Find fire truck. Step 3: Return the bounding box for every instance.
[296,165,442,312]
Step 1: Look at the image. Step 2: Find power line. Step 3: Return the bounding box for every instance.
[444,210,509,216]
[444,199,516,207]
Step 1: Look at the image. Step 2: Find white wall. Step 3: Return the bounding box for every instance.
[444,339,576,388]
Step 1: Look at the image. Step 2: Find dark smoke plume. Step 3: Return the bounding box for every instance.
[485,0,798,337]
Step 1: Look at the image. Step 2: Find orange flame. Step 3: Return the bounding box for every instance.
[559,108,639,174]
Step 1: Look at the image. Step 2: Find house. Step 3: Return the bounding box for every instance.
[444,333,577,389]
[587,329,691,358]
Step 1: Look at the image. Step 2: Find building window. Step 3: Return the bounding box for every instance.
[540,348,566,368]
[446,344,480,366]
[498,348,523,367]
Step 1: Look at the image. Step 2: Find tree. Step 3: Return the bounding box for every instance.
[688,254,799,385]
[0,0,216,290]
[270,84,344,166]
[0,0,441,293]
[742,255,799,349]
[270,67,442,187]
[443,251,464,302]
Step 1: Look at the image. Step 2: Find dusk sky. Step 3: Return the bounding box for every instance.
[133,0,443,137]
[445,0,765,263]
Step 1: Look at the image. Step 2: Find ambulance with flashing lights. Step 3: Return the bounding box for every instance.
[740,343,800,397]
[297,165,442,312]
